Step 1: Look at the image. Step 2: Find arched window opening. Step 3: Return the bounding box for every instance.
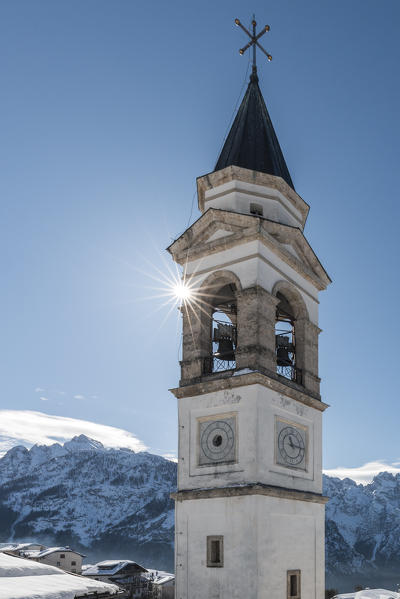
[204,284,237,374]
[275,292,301,384]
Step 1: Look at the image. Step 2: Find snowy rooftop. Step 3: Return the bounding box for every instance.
[83,559,147,576]
[153,575,175,586]
[144,569,175,584]
[0,542,45,552]
[0,552,120,599]
[22,550,41,558]
[334,590,400,599]
[36,546,86,558]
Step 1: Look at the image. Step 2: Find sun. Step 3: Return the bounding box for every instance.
[173,281,193,302]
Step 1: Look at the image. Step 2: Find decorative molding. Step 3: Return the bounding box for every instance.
[172,482,329,504]
[196,166,310,224]
[203,184,303,226]
[170,370,328,412]
[167,208,330,291]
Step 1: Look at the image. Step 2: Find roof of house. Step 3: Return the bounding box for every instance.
[153,575,175,586]
[333,590,400,599]
[83,560,147,576]
[214,67,294,190]
[0,543,45,552]
[22,551,41,558]
[36,547,86,559]
[144,570,175,585]
[0,552,120,599]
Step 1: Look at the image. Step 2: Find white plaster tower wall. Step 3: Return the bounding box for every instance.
[175,496,325,599]
[168,51,330,599]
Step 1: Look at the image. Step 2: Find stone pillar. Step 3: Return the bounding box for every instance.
[180,303,212,385]
[236,286,278,373]
[295,318,321,395]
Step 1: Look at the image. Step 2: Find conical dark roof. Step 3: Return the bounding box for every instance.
[215,68,294,189]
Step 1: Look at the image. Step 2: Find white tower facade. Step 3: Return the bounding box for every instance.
[168,66,330,599]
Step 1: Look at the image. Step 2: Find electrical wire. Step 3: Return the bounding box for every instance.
[185,189,197,230]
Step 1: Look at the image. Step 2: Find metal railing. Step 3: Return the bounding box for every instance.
[277,363,302,385]
[203,355,236,375]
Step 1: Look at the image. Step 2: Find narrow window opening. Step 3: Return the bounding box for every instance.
[290,575,297,596]
[207,536,224,567]
[250,202,263,216]
[275,292,301,384]
[211,540,220,563]
[287,570,301,599]
[204,284,237,374]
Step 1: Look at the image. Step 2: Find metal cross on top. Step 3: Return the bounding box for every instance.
[234,16,272,72]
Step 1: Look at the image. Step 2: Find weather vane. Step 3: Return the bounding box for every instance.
[234,16,272,74]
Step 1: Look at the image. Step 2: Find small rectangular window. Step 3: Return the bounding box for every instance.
[60,554,65,559]
[56,561,61,566]
[250,202,263,216]
[287,570,301,599]
[207,535,223,567]
[71,561,76,566]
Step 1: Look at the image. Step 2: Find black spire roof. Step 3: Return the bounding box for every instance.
[215,68,294,189]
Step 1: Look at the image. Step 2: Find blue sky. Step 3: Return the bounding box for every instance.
[0,0,399,479]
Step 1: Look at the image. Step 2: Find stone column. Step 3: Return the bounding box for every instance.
[295,318,321,395]
[236,286,278,373]
[180,303,212,385]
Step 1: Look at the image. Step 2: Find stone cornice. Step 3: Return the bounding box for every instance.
[172,483,328,505]
[170,371,329,412]
[167,209,330,291]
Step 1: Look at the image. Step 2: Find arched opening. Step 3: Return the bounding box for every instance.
[275,291,300,383]
[204,283,237,374]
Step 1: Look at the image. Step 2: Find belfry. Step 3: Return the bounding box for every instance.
[168,17,331,599]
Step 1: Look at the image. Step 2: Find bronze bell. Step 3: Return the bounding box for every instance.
[276,346,292,367]
[216,338,235,362]
[276,335,294,367]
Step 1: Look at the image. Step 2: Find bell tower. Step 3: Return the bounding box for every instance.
[168,18,331,599]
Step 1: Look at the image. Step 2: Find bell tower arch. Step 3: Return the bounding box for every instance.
[168,20,331,599]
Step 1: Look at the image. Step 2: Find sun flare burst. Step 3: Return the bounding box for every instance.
[172,281,193,303]
[119,245,212,341]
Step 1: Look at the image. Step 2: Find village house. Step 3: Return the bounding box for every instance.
[26,546,85,574]
[83,560,148,597]
[0,542,47,555]
[151,574,175,599]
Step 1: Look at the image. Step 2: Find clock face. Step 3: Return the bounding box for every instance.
[276,419,307,470]
[198,416,236,465]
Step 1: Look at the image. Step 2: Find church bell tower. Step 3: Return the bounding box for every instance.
[168,18,331,599]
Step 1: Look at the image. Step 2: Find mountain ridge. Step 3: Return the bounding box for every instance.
[1,435,400,591]
[0,435,176,570]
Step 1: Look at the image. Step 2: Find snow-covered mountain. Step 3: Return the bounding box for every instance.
[1,436,400,589]
[325,473,400,591]
[0,435,176,570]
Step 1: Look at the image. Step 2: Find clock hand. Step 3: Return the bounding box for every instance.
[291,442,304,450]
[286,436,303,451]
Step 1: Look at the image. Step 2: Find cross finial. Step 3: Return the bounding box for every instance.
[234,16,272,79]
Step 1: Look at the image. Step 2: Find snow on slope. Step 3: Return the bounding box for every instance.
[0,552,119,599]
[325,473,400,590]
[0,435,176,570]
[3,436,400,587]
